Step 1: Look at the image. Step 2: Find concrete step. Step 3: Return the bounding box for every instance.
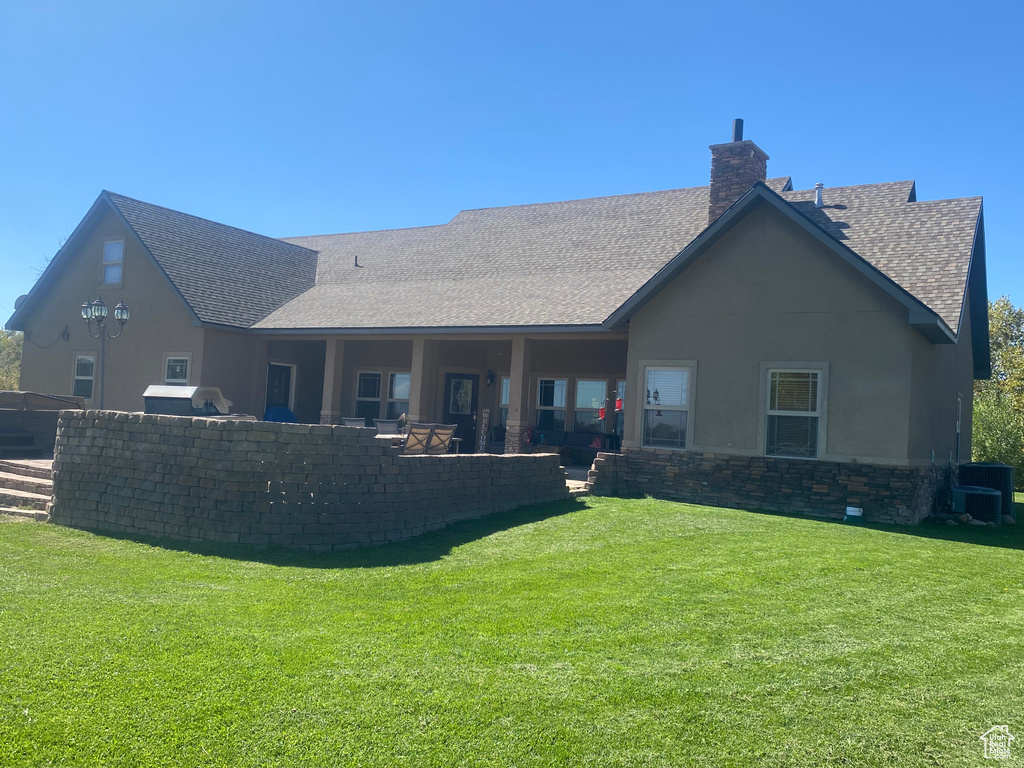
[0,471,52,496]
[0,459,53,480]
[0,505,48,522]
[0,487,50,511]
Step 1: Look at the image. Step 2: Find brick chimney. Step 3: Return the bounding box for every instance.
[708,119,769,224]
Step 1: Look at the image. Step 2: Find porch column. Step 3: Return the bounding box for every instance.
[319,338,346,425]
[504,337,532,453]
[407,338,428,422]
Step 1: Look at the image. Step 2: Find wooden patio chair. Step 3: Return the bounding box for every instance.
[402,423,433,455]
[425,423,458,455]
[341,417,366,427]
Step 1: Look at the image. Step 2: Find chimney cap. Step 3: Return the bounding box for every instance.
[732,118,744,142]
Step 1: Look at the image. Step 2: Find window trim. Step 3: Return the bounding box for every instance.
[535,377,568,431]
[163,354,191,386]
[640,363,696,450]
[387,371,412,420]
[101,238,125,287]
[573,378,608,433]
[757,361,829,461]
[72,353,96,402]
[354,370,384,422]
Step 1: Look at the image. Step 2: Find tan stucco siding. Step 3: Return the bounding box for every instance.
[908,292,975,464]
[199,330,265,417]
[18,207,204,411]
[625,202,916,464]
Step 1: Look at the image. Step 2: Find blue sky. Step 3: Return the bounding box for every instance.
[1,0,1021,323]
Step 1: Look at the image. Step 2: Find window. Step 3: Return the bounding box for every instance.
[102,240,124,285]
[164,356,189,385]
[766,370,820,458]
[73,355,95,400]
[642,367,690,448]
[573,380,606,433]
[387,372,411,420]
[355,372,382,425]
[536,378,566,430]
[498,376,510,427]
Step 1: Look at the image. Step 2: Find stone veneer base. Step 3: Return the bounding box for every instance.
[588,449,954,525]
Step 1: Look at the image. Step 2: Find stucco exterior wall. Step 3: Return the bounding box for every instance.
[624,202,917,464]
[199,330,265,417]
[18,207,204,412]
[908,292,975,464]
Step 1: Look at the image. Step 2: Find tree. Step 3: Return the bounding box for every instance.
[0,330,22,391]
[973,296,1024,486]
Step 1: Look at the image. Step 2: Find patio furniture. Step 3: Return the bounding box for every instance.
[425,423,458,455]
[402,423,433,455]
[373,418,401,436]
[341,417,366,427]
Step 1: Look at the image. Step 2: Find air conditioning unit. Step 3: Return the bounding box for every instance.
[952,486,1002,524]
[960,462,1015,521]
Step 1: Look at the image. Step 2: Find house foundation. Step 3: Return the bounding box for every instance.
[589,449,956,524]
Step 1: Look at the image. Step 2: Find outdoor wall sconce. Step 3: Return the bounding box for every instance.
[485,370,496,387]
[81,296,130,409]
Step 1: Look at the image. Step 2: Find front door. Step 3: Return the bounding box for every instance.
[265,363,294,413]
[443,373,479,452]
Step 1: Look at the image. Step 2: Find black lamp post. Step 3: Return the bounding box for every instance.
[81,296,130,409]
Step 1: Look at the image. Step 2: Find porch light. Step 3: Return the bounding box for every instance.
[81,295,131,409]
[485,370,496,387]
[90,297,108,321]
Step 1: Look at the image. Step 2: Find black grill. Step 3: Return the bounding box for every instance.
[952,486,1003,523]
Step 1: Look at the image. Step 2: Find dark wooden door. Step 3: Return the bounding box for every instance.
[265,364,292,410]
[443,373,479,452]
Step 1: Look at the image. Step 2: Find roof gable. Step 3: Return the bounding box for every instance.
[603,183,964,345]
[105,193,319,328]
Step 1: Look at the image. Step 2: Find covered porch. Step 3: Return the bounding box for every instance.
[259,334,628,456]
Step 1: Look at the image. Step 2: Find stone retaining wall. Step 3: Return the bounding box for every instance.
[589,449,953,524]
[50,411,568,550]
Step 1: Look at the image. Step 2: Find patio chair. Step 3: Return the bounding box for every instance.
[402,423,433,455]
[341,417,366,427]
[425,423,458,455]
[373,418,401,436]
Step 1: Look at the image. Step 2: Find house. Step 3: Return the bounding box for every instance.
[7,123,989,522]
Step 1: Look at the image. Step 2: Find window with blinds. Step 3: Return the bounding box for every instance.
[766,370,819,458]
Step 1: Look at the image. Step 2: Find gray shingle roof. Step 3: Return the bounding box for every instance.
[106,192,318,327]
[779,182,980,332]
[255,178,979,334]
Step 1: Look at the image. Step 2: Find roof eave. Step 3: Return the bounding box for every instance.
[203,321,616,336]
[603,182,949,339]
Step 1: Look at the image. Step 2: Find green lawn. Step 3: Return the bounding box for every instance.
[1,498,1022,767]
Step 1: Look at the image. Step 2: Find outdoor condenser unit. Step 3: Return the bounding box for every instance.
[959,462,1015,521]
[951,486,1002,525]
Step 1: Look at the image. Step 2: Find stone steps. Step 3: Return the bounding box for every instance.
[0,459,53,480]
[0,470,53,496]
[0,487,50,511]
[0,506,49,522]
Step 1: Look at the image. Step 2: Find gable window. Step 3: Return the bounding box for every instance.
[536,378,566,430]
[387,372,411,420]
[355,372,383,425]
[102,240,124,285]
[73,355,95,400]
[164,356,190,385]
[573,380,607,433]
[766,370,820,459]
[642,367,691,449]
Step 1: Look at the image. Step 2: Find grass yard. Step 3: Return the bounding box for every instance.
[1,497,1022,767]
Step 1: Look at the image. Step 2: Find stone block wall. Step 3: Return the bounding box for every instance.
[589,449,954,524]
[50,411,568,551]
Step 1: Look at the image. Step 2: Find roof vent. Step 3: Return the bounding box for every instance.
[814,182,824,208]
